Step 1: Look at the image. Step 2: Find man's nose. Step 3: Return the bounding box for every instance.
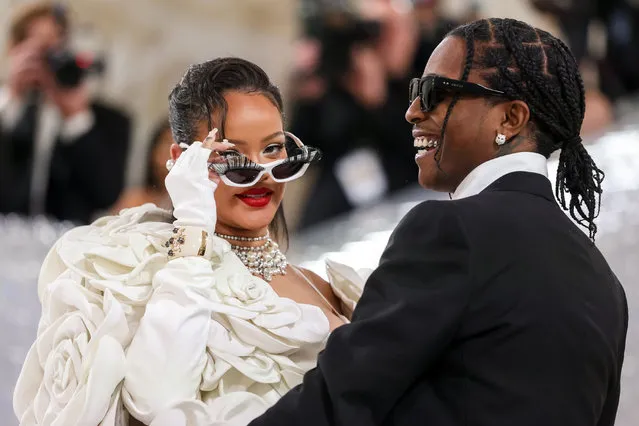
[405,98,425,124]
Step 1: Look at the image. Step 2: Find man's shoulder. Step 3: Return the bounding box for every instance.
[400,197,492,228]
[402,192,506,217]
[399,199,458,225]
[390,200,468,247]
[394,195,521,246]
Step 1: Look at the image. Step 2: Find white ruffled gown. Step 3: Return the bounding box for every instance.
[12,204,369,426]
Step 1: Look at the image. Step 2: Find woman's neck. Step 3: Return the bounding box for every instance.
[214,224,270,247]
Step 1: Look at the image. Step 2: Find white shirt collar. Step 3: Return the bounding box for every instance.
[0,87,25,129]
[452,152,549,200]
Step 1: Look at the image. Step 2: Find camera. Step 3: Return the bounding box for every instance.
[46,48,105,88]
[307,13,382,82]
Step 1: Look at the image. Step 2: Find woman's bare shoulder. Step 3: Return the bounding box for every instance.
[296,266,341,308]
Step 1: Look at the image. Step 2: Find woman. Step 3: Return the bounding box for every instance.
[13,58,364,425]
[247,18,627,426]
[110,118,174,213]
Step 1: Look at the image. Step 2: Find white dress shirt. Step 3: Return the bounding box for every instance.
[452,152,550,200]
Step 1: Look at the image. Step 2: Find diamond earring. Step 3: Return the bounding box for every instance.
[495,133,507,146]
[166,159,175,171]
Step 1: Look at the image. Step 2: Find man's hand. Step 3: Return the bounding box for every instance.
[6,39,48,99]
[7,38,91,118]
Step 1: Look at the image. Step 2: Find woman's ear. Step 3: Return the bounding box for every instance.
[169,143,182,162]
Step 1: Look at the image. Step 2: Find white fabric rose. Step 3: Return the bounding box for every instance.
[325,258,370,317]
[149,400,213,426]
[38,204,175,338]
[147,392,274,426]
[223,274,269,305]
[13,281,129,425]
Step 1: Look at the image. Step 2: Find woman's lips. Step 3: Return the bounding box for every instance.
[236,188,273,208]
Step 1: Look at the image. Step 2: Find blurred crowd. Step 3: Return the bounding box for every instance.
[288,0,471,228]
[1,0,638,232]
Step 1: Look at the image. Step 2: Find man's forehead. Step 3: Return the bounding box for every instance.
[26,15,62,41]
[422,37,465,79]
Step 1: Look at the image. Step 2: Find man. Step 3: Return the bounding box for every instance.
[250,18,627,426]
[0,2,131,224]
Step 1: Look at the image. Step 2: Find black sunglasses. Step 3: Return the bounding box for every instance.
[409,76,507,112]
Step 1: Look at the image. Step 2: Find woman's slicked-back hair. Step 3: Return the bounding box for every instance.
[444,18,604,240]
[168,57,284,145]
[168,57,289,247]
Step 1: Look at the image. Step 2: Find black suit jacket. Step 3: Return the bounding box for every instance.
[0,101,130,224]
[249,172,628,426]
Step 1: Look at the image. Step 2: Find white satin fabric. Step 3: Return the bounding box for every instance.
[13,204,365,425]
[164,141,218,232]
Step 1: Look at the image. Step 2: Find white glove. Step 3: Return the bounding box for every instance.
[164,129,233,233]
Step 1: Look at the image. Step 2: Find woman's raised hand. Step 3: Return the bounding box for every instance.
[165,128,234,232]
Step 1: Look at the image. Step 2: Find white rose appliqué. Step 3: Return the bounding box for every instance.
[13,280,129,425]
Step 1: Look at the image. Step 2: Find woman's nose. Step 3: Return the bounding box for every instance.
[257,164,272,183]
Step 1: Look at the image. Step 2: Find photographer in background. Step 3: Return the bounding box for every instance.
[0,2,131,224]
[293,9,418,229]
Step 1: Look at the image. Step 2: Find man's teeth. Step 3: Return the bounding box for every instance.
[413,136,439,149]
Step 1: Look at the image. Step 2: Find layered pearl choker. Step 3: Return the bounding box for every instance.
[214,232,287,282]
[214,232,269,242]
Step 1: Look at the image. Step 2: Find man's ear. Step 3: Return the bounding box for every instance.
[499,100,531,140]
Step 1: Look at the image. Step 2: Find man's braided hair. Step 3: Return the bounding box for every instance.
[436,18,604,240]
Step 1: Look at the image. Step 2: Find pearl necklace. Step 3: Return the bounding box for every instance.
[214,233,287,282]
[214,232,269,242]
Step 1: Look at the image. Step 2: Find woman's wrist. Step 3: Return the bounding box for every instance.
[166,226,212,259]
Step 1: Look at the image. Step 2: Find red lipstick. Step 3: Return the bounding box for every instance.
[236,187,273,208]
